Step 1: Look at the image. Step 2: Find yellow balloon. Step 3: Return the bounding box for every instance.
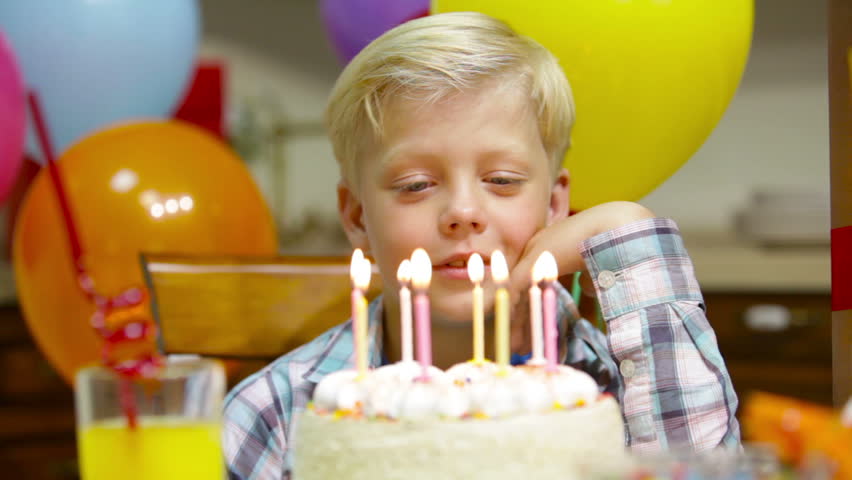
[432,0,753,210]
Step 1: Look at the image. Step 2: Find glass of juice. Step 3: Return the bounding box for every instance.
[75,357,225,479]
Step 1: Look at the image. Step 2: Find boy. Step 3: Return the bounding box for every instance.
[224,12,740,479]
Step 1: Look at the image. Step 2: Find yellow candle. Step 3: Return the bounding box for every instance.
[397,260,414,363]
[350,251,372,378]
[357,289,368,374]
[467,253,485,363]
[491,250,510,371]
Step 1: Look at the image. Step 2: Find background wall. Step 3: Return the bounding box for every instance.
[198,0,830,245]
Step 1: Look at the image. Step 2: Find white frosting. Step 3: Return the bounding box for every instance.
[363,379,403,418]
[372,360,444,384]
[299,362,626,479]
[512,372,553,413]
[445,360,499,384]
[396,381,442,420]
[312,369,360,412]
[336,379,368,411]
[478,378,522,418]
[311,362,602,418]
[547,367,599,408]
[436,383,471,418]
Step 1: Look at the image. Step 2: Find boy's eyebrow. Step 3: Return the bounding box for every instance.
[380,143,530,166]
[379,144,420,166]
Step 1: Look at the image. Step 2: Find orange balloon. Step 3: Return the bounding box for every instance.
[13,121,278,384]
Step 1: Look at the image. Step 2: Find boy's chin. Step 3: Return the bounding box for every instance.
[428,301,476,327]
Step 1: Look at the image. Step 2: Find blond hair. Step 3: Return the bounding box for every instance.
[325,11,575,189]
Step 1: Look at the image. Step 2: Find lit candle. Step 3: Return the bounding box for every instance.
[410,248,432,380]
[357,256,371,375]
[491,250,510,372]
[539,251,559,372]
[397,259,414,363]
[350,249,372,377]
[528,253,548,365]
[467,253,485,364]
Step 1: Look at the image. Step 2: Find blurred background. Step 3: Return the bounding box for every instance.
[0,0,843,477]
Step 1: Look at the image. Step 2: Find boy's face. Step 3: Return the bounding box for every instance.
[339,83,570,324]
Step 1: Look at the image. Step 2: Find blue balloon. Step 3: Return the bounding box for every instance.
[0,0,200,160]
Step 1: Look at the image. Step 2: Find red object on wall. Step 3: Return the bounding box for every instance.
[173,61,226,139]
[832,225,852,312]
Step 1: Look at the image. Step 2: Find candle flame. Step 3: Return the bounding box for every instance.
[467,253,484,284]
[356,257,372,290]
[351,249,372,290]
[490,250,508,283]
[397,259,412,284]
[538,251,558,282]
[532,251,548,283]
[350,249,364,279]
[410,248,432,290]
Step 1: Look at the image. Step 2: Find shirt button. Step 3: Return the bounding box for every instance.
[619,359,636,378]
[597,270,617,289]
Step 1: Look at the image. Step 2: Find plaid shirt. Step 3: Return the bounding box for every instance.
[223,218,741,480]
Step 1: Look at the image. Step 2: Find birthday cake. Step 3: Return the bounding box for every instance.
[291,248,627,478]
[292,360,627,480]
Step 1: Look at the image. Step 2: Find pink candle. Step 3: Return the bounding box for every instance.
[414,292,432,377]
[351,287,367,374]
[542,283,557,371]
[528,282,544,364]
[410,249,433,380]
[539,252,559,372]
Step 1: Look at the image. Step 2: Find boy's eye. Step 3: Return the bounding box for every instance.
[399,181,431,193]
[488,177,516,185]
[485,176,523,187]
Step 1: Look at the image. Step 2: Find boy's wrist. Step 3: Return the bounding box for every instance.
[592,201,656,237]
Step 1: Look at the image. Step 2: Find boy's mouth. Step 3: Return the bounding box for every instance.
[437,253,490,267]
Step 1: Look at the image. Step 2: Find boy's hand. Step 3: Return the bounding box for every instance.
[508,201,656,353]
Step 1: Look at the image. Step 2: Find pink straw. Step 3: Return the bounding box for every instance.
[28,91,155,429]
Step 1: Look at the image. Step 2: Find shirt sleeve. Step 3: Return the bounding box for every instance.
[223,372,291,480]
[580,217,741,452]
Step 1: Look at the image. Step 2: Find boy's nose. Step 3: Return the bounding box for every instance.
[439,203,487,237]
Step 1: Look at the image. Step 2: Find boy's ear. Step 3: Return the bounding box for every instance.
[337,180,370,251]
[547,168,571,225]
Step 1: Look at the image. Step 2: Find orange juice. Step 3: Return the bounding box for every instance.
[78,416,224,480]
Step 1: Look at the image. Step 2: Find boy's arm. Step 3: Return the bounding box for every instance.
[223,376,290,479]
[510,202,741,451]
[579,216,741,451]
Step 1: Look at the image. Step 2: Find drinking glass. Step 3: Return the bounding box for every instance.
[75,357,225,479]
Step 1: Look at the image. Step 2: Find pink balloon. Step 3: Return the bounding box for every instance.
[0,31,25,205]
